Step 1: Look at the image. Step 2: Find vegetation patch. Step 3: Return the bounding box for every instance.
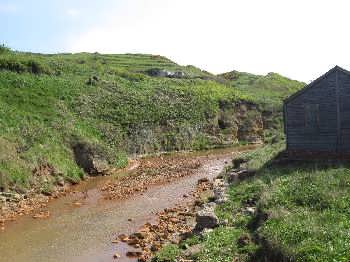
[160,138,350,261]
[0,49,303,200]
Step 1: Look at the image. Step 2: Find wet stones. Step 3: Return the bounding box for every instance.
[197,177,209,184]
[32,210,50,219]
[126,251,142,258]
[118,234,129,242]
[102,156,202,200]
[0,192,23,202]
[117,184,206,260]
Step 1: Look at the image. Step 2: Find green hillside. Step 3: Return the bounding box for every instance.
[0,46,303,194]
[218,70,305,108]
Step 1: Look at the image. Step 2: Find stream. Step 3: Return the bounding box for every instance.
[0,147,249,262]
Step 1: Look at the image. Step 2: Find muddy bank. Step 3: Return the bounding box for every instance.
[0,147,251,262]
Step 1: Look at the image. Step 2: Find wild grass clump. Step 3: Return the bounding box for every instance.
[152,244,181,262]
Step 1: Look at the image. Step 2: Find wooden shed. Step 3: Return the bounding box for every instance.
[284,66,350,153]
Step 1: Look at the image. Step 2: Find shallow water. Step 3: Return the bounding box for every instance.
[0,147,249,262]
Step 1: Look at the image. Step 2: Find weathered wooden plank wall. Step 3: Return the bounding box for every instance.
[285,69,338,151]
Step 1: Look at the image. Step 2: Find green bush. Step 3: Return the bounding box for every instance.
[114,152,128,169]
[0,44,11,54]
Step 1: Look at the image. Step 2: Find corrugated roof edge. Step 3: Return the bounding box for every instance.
[283,65,350,105]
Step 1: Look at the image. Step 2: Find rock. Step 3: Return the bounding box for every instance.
[0,192,23,202]
[237,234,252,247]
[236,169,256,180]
[32,211,50,219]
[113,252,120,259]
[146,68,186,78]
[194,203,218,231]
[226,171,238,184]
[150,243,161,252]
[73,202,82,207]
[194,199,203,206]
[126,251,142,258]
[243,206,256,216]
[132,232,147,239]
[86,75,99,85]
[183,244,202,257]
[0,196,6,203]
[118,234,129,242]
[56,176,65,187]
[197,177,209,184]
[213,178,228,204]
[72,142,109,175]
[220,219,229,226]
[232,158,246,169]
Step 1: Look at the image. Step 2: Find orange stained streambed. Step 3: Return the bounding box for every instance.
[0,146,252,262]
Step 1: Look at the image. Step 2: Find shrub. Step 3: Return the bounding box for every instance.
[0,57,51,74]
[114,152,128,169]
[26,59,52,74]
[0,58,27,73]
[0,44,11,54]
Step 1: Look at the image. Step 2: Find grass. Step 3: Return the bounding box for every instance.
[0,48,303,193]
[219,70,305,110]
[158,139,350,261]
[152,244,181,262]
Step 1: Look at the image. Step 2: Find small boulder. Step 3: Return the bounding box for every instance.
[56,176,65,187]
[183,244,202,258]
[194,203,218,231]
[197,177,209,184]
[232,158,246,169]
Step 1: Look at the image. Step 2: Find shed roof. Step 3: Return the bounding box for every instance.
[284,66,350,105]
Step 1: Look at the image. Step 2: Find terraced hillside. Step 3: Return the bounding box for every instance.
[0,46,304,194]
[219,70,305,108]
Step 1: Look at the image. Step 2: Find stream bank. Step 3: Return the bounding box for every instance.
[0,146,253,262]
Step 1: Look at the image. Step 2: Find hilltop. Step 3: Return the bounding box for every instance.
[218,70,305,107]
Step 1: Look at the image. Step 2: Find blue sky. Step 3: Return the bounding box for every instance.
[0,0,121,52]
[2,0,350,81]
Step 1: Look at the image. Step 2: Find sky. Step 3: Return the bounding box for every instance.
[2,0,350,82]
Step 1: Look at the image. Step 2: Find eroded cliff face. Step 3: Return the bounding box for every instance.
[124,101,266,155]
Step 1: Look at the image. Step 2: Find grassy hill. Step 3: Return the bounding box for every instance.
[218,70,305,108]
[0,46,304,194]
